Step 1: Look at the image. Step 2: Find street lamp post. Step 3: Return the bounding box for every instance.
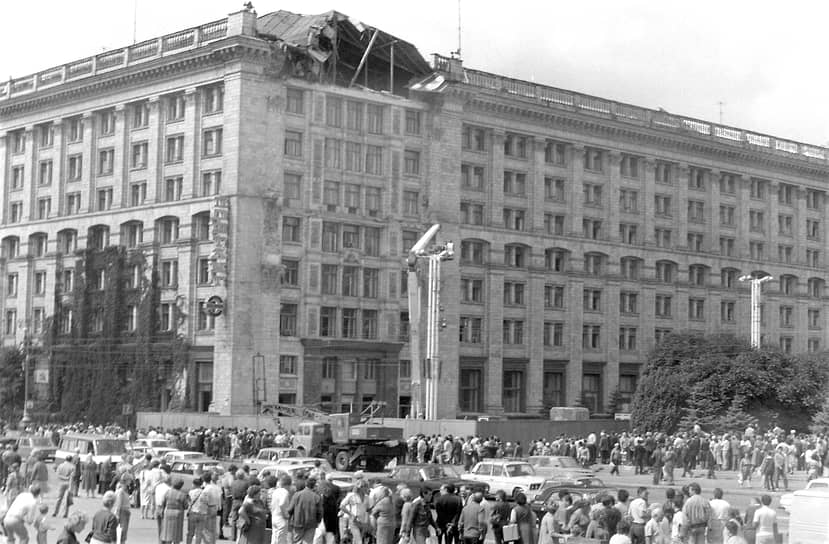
[19,327,31,429]
[739,274,773,348]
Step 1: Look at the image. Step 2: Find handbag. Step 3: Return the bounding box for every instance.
[502,523,520,542]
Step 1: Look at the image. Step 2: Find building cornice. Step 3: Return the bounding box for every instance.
[452,86,829,180]
[0,36,270,120]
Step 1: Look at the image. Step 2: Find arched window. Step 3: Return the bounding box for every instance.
[192,211,211,242]
[584,252,607,276]
[156,216,180,245]
[779,274,798,296]
[620,256,642,280]
[688,264,709,287]
[121,221,144,249]
[460,239,487,265]
[2,236,20,258]
[504,243,529,268]
[545,248,570,272]
[28,233,48,257]
[720,268,741,288]
[87,225,109,250]
[655,260,677,283]
[808,277,825,298]
[57,229,77,254]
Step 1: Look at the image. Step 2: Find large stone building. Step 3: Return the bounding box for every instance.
[2,8,829,419]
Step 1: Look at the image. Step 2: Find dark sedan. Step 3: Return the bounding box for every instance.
[530,477,619,520]
[371,464,490,496]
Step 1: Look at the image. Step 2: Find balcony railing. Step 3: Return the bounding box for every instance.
[0,19,228,102]
[434,53,829,164]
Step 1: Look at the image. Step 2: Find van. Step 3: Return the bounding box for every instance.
[55,433,129,464]
[788,488,829,543]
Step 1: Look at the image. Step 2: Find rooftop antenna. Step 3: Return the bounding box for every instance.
[717,101,726,124]
[132,0,137,44]
[453,0,462,59]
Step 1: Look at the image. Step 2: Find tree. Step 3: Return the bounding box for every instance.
[631,331,829,433]
[810,396,829,434]
[0,347,25,421]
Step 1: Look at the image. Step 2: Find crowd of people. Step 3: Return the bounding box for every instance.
[0,420,816,544]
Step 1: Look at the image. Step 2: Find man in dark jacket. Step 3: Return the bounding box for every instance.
[289,476,323,544]
[435,484,463,544]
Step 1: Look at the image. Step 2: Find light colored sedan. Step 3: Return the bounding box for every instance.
[527,455,595,480]
[462,460,546,499]
[780,478,829,511]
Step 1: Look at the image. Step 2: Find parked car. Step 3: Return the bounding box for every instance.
[462,459,546,499]
[244,447,302,470]
[370,463,489,496]
[56,433,129,464]
[527,456,594,480]
[16,435,57,461]
[781,478,829,511]
[163,450,204,465]
[132,437,172,450]
[272,457,334,472]
[530,478,619,521]
[169,458,225,489]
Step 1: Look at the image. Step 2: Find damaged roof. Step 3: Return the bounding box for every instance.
[257,9,431,87]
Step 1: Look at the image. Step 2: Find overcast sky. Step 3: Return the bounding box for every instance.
[4,0,829,146]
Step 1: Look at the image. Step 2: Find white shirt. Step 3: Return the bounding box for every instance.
[671,511,687,543]
[271,487,290,526]
[155,481,171,509]
[710,498,730,520]
[629,497,648,523]
[753,505,776,538]
[609,535,632,544]
[5,492,38,524]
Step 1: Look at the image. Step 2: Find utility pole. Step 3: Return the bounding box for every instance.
[739,274,773,348]
[19,326,31,429]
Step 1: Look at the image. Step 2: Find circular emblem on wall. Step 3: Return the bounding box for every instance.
[205,295,225,316]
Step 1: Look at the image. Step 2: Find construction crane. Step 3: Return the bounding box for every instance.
[406,224,454,420]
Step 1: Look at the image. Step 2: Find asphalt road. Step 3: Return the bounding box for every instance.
[9,461,800,544]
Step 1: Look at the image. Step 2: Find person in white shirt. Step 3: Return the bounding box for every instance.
[670,507,686,544]
[271,474,292,544]
[610,520,633,544]
[629,487,649,544]
[752,495,777,544]
[645,507,669,544]
[3,483,42,544]
[708,488,731,544]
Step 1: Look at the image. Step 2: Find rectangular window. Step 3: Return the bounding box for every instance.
[720,205,735,227]
[322,222,339,252]
[461,240,485,265]
[38,160,53,186]
[362,310,378,340]
[197,258,211,285]
[279,216,300,242]
[36,197,51,220]
[461,278,484,303]
[545,140,567,165]
[502,320,524,344]
[688,200,704,223]
[67,155,82,181]
[39,123,54,147]
[279,304,298,336]
[778,245,793,264]
[164,176,183,202]
[721,301,736,323]
[545,214,565,236]
[365,145,383,175]
[62,269,74,292]
[405,109,421,134]
[462,126,487,151]
[807,219,821,240]
[342,224,361,249]
[749,210,765,232]
[807,249,820,268]
[197,301,216,331]
[687,232,704,252]
[720,237,735,256]
[98,148,114,175]
[203,84,224,114]
[619,223,638,245]
[582,219,602,239]
[503,282,526,306]
[655,295,673,317]
[320,307,337,337]
[161,260,179,288]
[342,308,358,338]
[619,327,638,351]
[655,195,672,216]
[322,357,337,379]
[167,94,185,121]
[284,131,303,157]
[344,184,361,212]
[503,208,525,231]
[321,264,338,294]
[619,189,638,212]
[503,370,525,412]
[459,317,483,343]
[9,202,23,223]
[286,88,304,114]
[97,188,113,211]
[583,288,602,312]
[281,259,299,287]
[346,100,363,130]
[131,142,148,169]
[132,101,149,128]
[11,166,25,190]
[459,368,483,412]
[66,193,81,215]
[200,171,221,197]
[279,355,298,375]
[344,142,363,172]
[326,96,343,127]
[363,268,379,298]
[620,291,638,314]
[5,310,17,335]
[165,135,184,163]
[202,127,223,156]
[719,173,736,194]
[689,167,706,190]
[807,189,823,210]
[583,183,603,206]
[543,322,564,347]
[68,117,83,143]
[159,218,179,244]
[583,147,604,172]
[404,150,421,175]
[655,161,673,184]
[620,155,640,178]
[689,298,705,320]
[158,303,172,331]
[6,274,17,297]
[324,138,342,169]
[367,104,384,134]
[403,190,419,216]
[544,177,565,201]
[342,266,359,296]
[809,308,821,329]
[582,325,601,350]
[544,285,565,309]
[99,109,116,135]
[655,228,672,248]
[750,178,767,200]
[749,241,764,260]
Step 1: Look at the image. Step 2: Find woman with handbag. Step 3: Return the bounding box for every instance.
[237,485,269,544]
[507,493,536,544]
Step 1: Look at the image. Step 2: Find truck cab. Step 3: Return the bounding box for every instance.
[294,421,331,456]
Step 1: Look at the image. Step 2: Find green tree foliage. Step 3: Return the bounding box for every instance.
[0,347,25,421]
[632,332,828,433]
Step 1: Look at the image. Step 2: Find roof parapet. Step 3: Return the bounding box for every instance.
[432,53,829,164]
[227,7,257,37]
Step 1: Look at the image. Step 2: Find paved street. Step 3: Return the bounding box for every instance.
[4,461,800,544]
